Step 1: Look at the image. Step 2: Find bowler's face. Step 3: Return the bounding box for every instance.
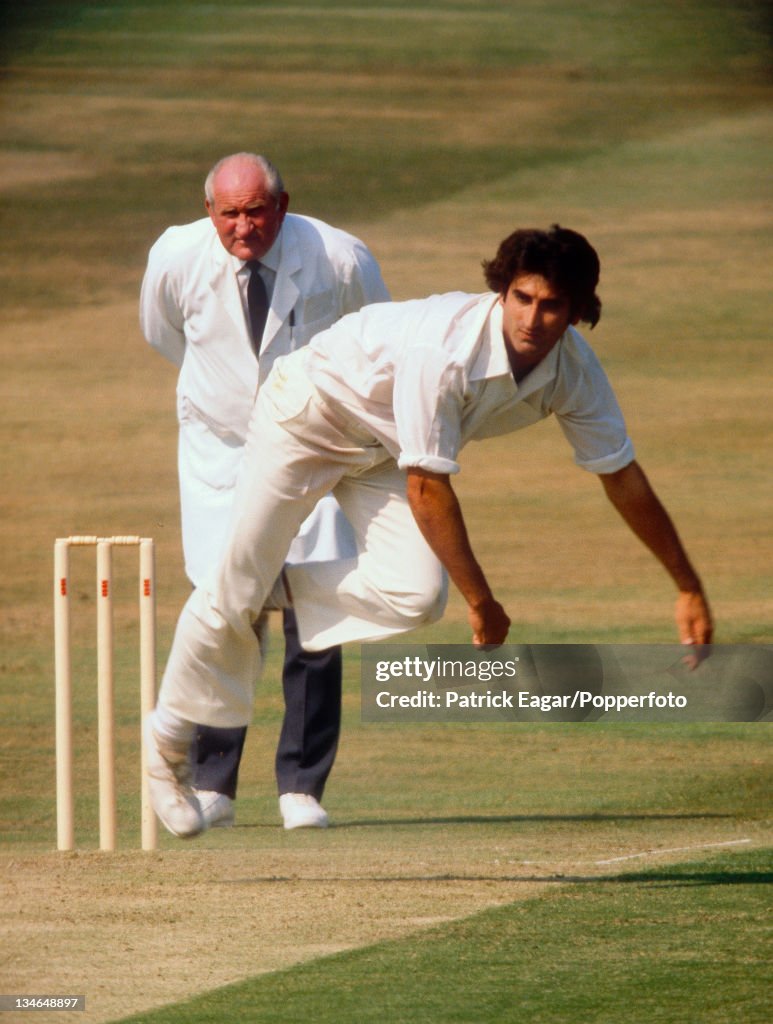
[500,273,577,380]
[206,165,288,261]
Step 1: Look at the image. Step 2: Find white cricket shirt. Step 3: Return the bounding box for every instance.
[304,291,635,476]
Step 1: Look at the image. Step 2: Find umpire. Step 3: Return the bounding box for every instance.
[140,152,390,830]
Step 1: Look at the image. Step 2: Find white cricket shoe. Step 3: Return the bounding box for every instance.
[279,793,329,830]
[144,716,205,838]
[194,790,235,829]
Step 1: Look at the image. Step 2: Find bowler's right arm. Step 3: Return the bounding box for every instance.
[406,467,511,647]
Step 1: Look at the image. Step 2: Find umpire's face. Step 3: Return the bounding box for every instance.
[500,272,578,380]
[206,160,289,262]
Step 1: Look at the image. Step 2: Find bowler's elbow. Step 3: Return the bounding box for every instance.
[599,459,646,498]
[406,467,451,521]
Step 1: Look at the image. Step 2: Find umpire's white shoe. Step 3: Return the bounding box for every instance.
[144,716,205,838]
[279,793,329,830]
[195,790,235,829]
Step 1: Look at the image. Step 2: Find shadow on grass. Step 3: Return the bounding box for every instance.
[331,812,736,827]
[221,867,772,887]
[231,811,737,827]
[598,868,773,886]
[232,811,734,830]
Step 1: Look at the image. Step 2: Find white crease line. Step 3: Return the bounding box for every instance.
[595,838,752,865]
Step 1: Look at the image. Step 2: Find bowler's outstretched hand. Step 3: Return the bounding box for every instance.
[676,589,713,669]
[469,597,511,648]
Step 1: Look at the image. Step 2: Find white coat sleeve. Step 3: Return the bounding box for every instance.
[139,238,187,369]
[337,240,391,316]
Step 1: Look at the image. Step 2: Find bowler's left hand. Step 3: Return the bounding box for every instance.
[676,590,713,670]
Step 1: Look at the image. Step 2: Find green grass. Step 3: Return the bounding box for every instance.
[4,1,767,71]
[1,0,769,310]
[111,849,772,1024]
[4,632,770,848]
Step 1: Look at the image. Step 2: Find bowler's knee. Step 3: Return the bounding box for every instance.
[384,574,448,627]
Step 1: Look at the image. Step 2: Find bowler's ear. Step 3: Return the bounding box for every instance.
[277,191,290,216]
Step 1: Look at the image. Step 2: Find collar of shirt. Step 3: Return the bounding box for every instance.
[254,228,282,275]
[233,231,282,315]
[234,227,282,273]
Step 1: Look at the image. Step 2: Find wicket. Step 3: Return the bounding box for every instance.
[54,536,158,852]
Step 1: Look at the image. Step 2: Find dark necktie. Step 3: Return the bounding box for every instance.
[246,261,269,355]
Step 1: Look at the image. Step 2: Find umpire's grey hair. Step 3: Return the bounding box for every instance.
[204,153,285,204]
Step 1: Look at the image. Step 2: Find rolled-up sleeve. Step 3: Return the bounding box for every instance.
[575,437,635,474]
[394,345,466,475]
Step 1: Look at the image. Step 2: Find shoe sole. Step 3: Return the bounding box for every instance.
[283,818,329,830]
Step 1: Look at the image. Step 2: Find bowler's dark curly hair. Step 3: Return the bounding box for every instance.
[482,225,602,327]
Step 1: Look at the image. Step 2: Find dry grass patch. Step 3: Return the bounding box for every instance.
[0,150,99,190]
[2,812,767,1023]
[0,846,534,1024]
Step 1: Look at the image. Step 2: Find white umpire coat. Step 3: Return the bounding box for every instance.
[140,213,390,584]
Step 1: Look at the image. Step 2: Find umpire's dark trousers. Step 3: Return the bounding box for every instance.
[192,607,342,800]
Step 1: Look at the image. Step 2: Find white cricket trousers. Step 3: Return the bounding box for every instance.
[158,355,448,727]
